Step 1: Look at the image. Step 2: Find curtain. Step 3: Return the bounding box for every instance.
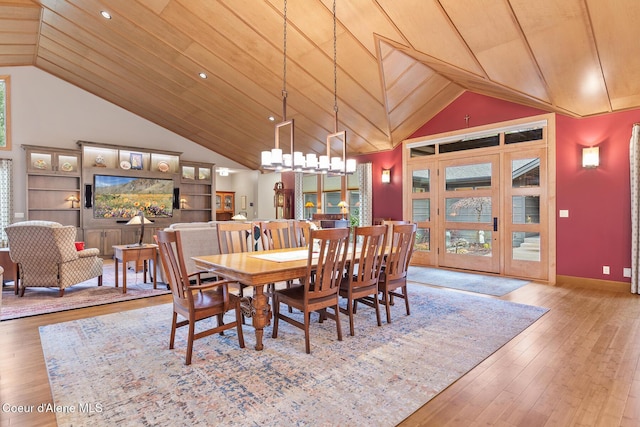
[630,124,640,294]
[0,158,13,247]
[358,162,373,227]
[294,172,304,220]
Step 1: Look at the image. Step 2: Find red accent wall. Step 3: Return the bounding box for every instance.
[359,91,639,282]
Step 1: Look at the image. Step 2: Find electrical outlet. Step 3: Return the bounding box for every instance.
[603,266,610,275]
[14,212,24,218]
[624,268,632,278]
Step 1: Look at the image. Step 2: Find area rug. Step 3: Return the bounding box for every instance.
[407,266,530,296]
[40,284,548,426]
[1,265,169,321]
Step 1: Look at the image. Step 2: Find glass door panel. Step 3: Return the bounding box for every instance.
[504,149,547,279]
[440,156,500,273]
[407,161,435,264]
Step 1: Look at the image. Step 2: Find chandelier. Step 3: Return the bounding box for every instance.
[261,0,355,175]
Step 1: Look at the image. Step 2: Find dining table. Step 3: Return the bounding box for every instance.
[193,247,318,351]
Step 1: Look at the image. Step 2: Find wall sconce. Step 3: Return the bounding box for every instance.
[66,195,78,208]
[381,169,391,184]
[582,146,599,168]
[179,198,187,209]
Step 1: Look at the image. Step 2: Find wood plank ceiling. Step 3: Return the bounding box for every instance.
[1,0,639,170]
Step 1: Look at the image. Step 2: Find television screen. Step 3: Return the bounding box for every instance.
[93,175,174,219]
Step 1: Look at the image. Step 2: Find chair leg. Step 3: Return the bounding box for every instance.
[334,304,343,342]
[374,293,382,327]
[217,313,225,335]
[235,301,245,348]
[403,285,410,316]
[59,288,64,297]
[382,290,392,324]
[169,312,178,350]
[348,298,355,336]
[304,311,311,354]
[185,319,195,365]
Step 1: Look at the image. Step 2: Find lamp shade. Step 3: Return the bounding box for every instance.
[582,146,599,168]
[126,211,152,246]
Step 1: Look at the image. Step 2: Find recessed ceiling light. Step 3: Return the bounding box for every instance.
[100,11,112,19]
[268,116,275,122]
[198,72,207,79]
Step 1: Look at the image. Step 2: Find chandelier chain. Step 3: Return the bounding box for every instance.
[282,0,288,118]
[333,0,338,115]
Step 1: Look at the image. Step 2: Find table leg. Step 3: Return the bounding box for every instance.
[251,285,272,351]
[114,258,119,288]
[143,260,148,283]
[122,259,127,294]
[152,251,157,289]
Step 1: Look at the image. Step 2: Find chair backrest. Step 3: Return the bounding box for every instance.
[260,221,295,250]
[347,225,387,290]
[217,222,255,254]
[6,221,79,264]
[155,230,193,304]
[382,220,410,249]
[293,220,312,248]
[385,223,417,282]
[302,228,349,300]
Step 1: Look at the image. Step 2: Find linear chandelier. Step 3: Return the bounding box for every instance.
[261,0,355,175]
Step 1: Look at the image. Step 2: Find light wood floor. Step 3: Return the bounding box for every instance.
[1,278,639,426]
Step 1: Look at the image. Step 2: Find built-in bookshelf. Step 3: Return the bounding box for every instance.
[180,161,214,223]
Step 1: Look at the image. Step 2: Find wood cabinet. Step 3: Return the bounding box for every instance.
[215,191,235,221]
[180,161,213,223]
[84,228,121,257]
[23,145,82,228]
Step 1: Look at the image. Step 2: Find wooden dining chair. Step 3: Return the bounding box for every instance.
[217,221,256,297]
[259,221,295,251]
[377,223,417,323]
[292,220,312,248]
[271,227,350,354]
[155,230,245,365]
[338,225,388,336]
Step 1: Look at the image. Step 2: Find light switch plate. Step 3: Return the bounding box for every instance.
[559,210,569,218]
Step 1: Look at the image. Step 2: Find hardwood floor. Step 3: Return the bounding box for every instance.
[1,279,639,426]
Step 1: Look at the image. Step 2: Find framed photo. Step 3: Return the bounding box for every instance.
[130,153,143,170]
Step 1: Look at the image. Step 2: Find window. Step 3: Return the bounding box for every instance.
[0,159,13,247]
[0,76,10,150]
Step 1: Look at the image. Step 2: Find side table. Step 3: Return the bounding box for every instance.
[112,244,158,294]
[0,247,19,295]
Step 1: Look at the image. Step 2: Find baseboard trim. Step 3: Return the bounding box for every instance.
[556,275,631,293]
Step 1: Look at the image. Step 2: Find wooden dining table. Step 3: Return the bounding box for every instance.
[193,247,317,351]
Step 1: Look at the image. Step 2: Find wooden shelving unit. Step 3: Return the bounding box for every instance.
[23,145,82,234]
[180,161,214,223]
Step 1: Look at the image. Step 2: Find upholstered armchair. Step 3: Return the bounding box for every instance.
[6,221,103,297]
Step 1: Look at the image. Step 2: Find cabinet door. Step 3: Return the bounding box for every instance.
[224,194,234,212]
[102,229,121,257]
[84,230,103,254]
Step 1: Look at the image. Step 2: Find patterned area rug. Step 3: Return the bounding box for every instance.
[1,263,169,321]
[407,266,531,296]
[40,284,548,426]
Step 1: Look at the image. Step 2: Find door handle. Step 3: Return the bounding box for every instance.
[493,217,498,232]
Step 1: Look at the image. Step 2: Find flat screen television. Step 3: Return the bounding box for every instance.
[93,175,174,219]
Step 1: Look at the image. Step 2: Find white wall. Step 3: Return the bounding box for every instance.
[0,66,251,218]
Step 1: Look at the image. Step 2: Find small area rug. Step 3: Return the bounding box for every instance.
[40,284,548,426]
[1,264,169,321]
[407,266,530,296]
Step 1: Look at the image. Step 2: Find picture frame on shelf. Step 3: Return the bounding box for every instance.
[130,153,143,170]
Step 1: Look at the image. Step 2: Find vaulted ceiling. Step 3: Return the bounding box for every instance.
[1,0,639,170]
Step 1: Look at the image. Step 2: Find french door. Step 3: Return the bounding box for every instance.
[405,120,552,282]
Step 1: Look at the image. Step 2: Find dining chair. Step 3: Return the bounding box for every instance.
[259,221,295,251]
[292,220,312,248]
[271,227,350,354]
[338,225,388,336]
[155,230,245,365]
[217,221,256,297]
[377,223,417,323]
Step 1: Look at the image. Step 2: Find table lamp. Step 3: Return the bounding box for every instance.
[66,195,79,208]
[126,211,152,246]
[305,201,315,220]
[338,201,348,220]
